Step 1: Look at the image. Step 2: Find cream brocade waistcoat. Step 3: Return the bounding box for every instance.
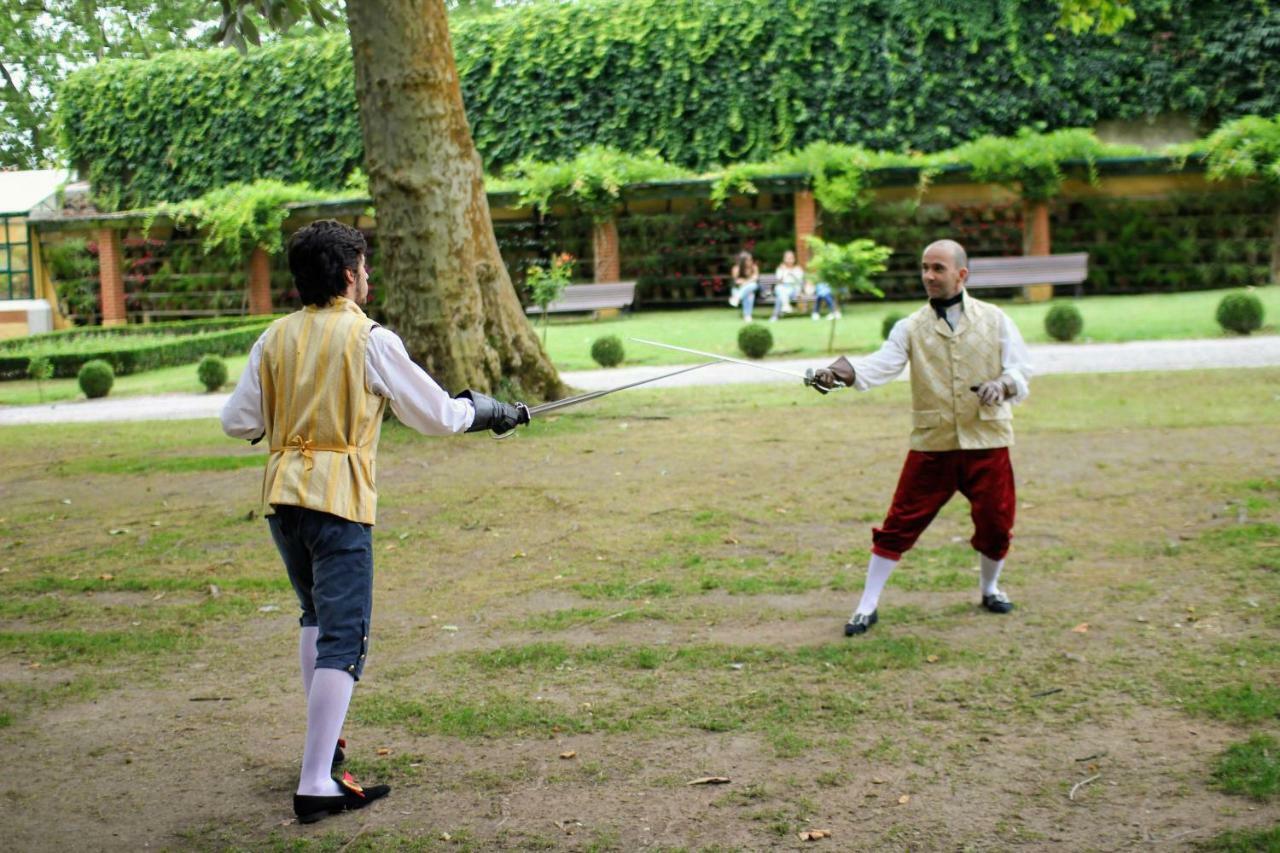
[904,294,1014,452]
[259,298,387,524]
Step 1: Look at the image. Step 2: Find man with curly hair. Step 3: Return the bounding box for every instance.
[221,219,529,822]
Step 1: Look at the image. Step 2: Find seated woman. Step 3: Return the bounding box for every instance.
[770,249,806,321]
[728,250,759,321]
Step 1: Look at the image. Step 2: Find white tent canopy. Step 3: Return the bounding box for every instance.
[0,169,70,215]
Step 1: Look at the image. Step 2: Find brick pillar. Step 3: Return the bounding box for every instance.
[1022,200,1053,302]
[97,228,127,326]
[592,219,621,283]
[248,247,274,315]
[794,190,817,266]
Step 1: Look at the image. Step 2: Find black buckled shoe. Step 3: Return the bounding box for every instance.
[844,610,878,637]
[331,737,346,771]
[293,771,390,824]
[981,591,1014,614]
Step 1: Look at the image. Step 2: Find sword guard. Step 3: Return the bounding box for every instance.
[804,368,830,395]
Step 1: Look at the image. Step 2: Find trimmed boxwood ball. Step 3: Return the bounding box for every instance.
[590,335,625,367]
[78,359,115,399]
[197,354,229,391]
[1216,291,1264,335]
[1044,302,1084,342]
[737,322,773,359]
[881,312,905,340]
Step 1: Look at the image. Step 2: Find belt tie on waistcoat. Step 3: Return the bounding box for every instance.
[274,435,356,471]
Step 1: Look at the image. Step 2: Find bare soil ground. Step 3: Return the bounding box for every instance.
[2,370,1278,851]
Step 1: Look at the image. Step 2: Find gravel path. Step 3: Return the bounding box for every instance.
[3,336,1278,426]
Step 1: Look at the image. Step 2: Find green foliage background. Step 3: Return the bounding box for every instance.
[59,0,1280,210]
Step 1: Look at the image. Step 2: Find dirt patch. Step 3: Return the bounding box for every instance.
[2,375,1278,850]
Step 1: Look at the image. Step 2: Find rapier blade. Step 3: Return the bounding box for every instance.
[629,338,810,380]
[527,360,720,417]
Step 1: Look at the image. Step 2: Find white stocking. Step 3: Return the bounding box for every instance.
[299,626,319,698]
[979,554,1005,597]
[854,553,898,617]
[296,668,354,796]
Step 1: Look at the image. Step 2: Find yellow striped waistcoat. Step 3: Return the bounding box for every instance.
[904,294,1015,452]
[259,297,387,524]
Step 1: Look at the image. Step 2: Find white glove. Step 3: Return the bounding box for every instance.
[976,380,1006,406]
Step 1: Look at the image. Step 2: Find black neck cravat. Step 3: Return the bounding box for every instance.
[929,291,964,319]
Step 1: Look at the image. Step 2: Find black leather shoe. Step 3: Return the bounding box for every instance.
[844,610,878,637]
[331,737,346,771]
[981,591,1014,614]
[293,772,390,824]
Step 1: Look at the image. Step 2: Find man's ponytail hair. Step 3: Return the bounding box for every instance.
[287,219,367,306]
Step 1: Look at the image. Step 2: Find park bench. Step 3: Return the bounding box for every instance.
[525,281,637,319]
[756,273,814,314]
[965,253,1089,297]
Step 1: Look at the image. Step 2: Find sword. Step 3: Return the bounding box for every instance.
[494,360,722,438]
[629,338,846,391]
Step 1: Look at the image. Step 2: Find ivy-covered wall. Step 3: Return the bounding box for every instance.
[59,0,1279,210]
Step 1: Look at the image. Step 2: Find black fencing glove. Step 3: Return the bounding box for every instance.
[806,356,856,394]
[458,389,531,435]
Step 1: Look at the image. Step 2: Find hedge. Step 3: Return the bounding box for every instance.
[0,322,272,381]
[0,315,275,352]
[58,0,1280,209]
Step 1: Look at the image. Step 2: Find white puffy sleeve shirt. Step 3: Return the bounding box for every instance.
[850,303,1033,403]
[220,325,476,440]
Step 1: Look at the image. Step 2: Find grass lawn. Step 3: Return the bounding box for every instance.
[0,353,251,406]
[1,368,1278,849]
[542,286,1280,370]
[0,286,1274,404]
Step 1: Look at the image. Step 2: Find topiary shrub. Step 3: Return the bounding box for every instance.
[590,335,625,367]
[1044,302,1084,342]
[197,354,229,391]
[881,312,905,340]
[78,359,114,399]
[1216,291,1265,335]
[738,322,773,359]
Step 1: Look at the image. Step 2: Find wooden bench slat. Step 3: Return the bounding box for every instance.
[525,281,637,315]
[966,253,1088,288]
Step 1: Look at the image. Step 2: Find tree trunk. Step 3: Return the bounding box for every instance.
[1272,204,1280,286]
[345,0,566,401]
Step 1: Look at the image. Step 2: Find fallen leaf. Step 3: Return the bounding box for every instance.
[775,508,789,514]
[108,528,128,536]
[0,567,9,574]
[723,536,739,545]
[384,543,397,551]
[897,794,911,805]
[686,776,731,786]
[152,592,165,601]
[258,604,280,613]
[61,499,72,505]
[512,551,526,559]
[799,829,831,841]
[441,625,459,632]
[1071,623,1089,633]
[925,654,939,663]
[99,573,114,581]
[26,662,41,669]
[870,777,887,785]
[398,532,410,541]
[377,747,392,756]
[559,750,577,760]
[439,831,452,841]
[208,584,221,598]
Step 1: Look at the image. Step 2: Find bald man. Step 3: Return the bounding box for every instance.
[810,240,1033,636]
